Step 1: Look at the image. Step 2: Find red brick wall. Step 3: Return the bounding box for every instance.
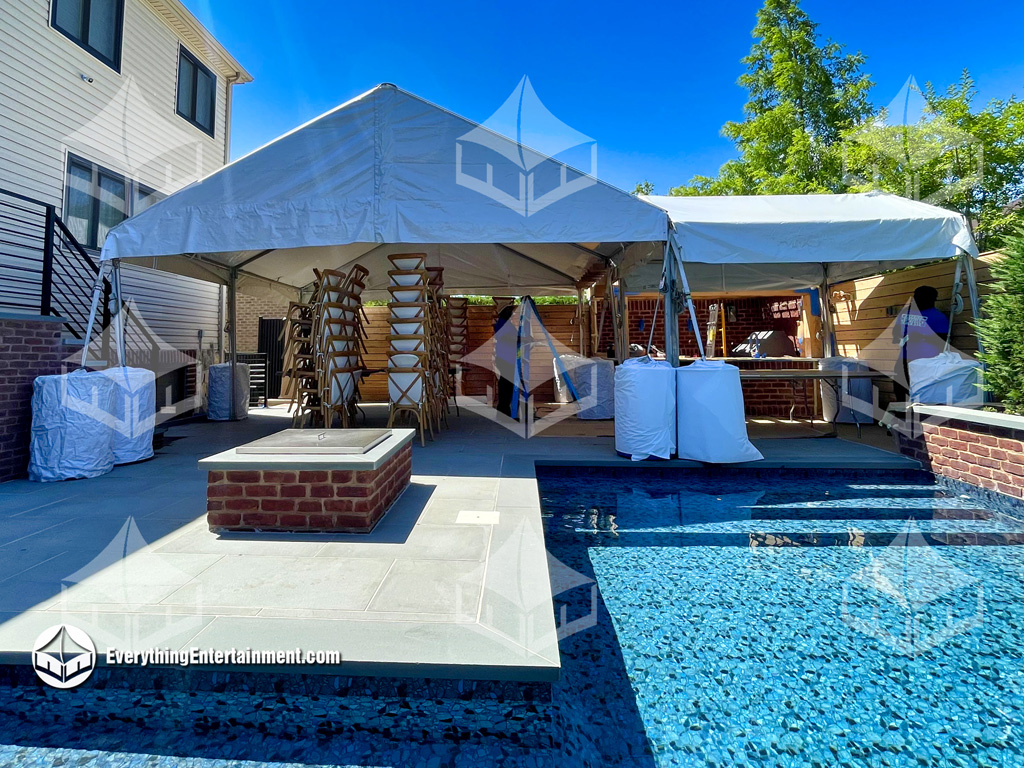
[896,417,1024,498]
[596,295,803,359]
[733,359,816,419]
[206,443,413,532]
[0,316,66,482]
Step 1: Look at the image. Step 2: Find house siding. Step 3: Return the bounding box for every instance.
[0,0,228,209]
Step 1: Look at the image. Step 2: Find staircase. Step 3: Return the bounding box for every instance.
[0,187,111,341]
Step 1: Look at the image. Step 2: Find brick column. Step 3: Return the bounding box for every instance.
[207,443,413,532]
[0,315,66,482]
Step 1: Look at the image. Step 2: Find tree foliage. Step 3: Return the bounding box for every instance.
[843,72,1024,251]
[977,230,1024,412]
[671,0,872,196]
[668,0,1024,251]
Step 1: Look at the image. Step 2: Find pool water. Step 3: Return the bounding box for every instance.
[2,468,1023,767]
[540,468,1024,767]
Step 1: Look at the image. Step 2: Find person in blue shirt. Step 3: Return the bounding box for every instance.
[893,285,950,402]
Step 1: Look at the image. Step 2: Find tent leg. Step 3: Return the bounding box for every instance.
[819,267,835,358]
[111,259,126,367]
[945,256,964,353]
[962,253,983,355]
[81,261,111,369]
[228,268,238,421]
[663,242,680,367]
[671,240,705,360]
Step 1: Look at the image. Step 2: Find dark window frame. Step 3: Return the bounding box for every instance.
[175,45,217,137]
[63,154,156,250]
[50,0,125,72]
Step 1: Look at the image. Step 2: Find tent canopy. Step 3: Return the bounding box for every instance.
[627,191,978,292]
[101,83,668,297]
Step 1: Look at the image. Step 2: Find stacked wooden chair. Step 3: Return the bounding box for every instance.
[282,300,319,426]
[386,254,432,445]
[447,296,468,401]
[316,265,368,428]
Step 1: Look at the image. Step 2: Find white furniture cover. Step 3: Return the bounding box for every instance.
[614,357,676,461]
[675,360,763,463]
[818,356,874,425]
[29,370,116,482]
[100,83,667,299]
[208,362,250,420]
[909,352,983,406]
[554,355,615,420]
[103,366,156,464]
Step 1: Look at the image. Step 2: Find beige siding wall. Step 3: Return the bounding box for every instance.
[0,0,228,210]
[831,252,1003,404]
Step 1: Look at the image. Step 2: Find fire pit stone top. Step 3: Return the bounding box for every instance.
[198,428,416,472]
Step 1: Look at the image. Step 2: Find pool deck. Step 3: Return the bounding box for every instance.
[0,402,917,683]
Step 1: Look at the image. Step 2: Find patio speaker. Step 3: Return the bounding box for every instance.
[675,359,763,463]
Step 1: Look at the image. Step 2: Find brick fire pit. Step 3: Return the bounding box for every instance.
[199,429,414,533]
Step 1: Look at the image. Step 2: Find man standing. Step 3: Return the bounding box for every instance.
[893,285,950,402]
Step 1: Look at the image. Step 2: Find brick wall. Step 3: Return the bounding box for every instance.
[235,294,292,353]
[0,316,66,482]
[596,295,803,359]
[896,417,1024,499]
[206,443,413,533]
[732,359,816,419]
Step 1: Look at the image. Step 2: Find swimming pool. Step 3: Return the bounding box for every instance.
[1,468,1022,767]
[540,467,1024,767]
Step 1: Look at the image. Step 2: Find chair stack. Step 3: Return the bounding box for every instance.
[282,300,318,425]
[316,265,368,428]
[387,254,432,445]
[447,296,469,395]
[425,267,452,428]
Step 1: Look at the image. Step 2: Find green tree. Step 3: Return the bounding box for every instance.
[672,0,873,196]
[632,180,655,196]
[843,71,1024,251]
[977,230,1024,412]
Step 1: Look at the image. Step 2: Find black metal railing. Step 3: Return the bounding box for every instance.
[0,187,112,339]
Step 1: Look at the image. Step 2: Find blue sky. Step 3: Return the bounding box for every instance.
[183,0,1024,194]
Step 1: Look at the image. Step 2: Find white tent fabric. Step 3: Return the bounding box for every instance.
[100,83,667,296]
[626,191,977,291]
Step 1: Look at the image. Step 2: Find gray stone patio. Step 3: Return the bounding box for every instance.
[0,401,918,681]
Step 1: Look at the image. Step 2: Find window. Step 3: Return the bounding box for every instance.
[176,47,216,136]
[63,156,160,250]
[51,0,124,71]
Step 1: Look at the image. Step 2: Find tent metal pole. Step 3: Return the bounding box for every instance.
[576,287,585,354]
[81,261,110,369]
[962,253,984,356]
[617,275,629,360]
[228,267,238,421]
[111,259,126,367]
[945,256,964,353]
[820,265,835,358]
[662,241,680,366]
[672,239,705,360]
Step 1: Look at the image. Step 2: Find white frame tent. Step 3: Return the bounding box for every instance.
[92,83,670,415]
[630,192,980,364]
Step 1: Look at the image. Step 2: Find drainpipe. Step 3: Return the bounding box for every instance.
[224,72,241,165]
